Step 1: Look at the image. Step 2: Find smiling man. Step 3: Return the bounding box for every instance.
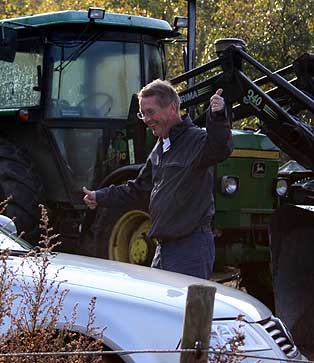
[83,79,233,279]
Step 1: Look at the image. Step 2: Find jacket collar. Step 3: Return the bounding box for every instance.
[168,114,193,143]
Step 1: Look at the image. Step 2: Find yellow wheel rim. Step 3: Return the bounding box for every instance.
[109,210,154,265]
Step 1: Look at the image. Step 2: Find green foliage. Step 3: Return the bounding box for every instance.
[2,0,313,70]
[212,0,314,69]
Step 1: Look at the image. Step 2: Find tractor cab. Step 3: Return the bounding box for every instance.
[0,9,177,200]
[0,9,177,244]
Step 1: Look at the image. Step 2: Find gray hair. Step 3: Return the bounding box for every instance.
[138,79,180,112]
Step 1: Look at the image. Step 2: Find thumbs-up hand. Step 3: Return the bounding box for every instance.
[83,186,98,210]
[210,88,225,113]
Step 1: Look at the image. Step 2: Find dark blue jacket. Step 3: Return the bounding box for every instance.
[96,109,233,240]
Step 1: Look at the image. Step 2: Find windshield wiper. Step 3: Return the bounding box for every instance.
[54,30,104,72]
[2,249,29,256]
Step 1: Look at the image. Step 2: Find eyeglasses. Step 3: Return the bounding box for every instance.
[137,109,158,120]
[137,101,174,120]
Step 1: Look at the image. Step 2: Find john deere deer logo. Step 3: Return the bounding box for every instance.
[252,161,266,178]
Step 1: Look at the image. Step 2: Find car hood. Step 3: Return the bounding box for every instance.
[40,252,272,323]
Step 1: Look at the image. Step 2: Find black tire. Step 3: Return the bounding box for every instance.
[0,137,45,244]
[93,204,155,266]
[274,226,314,349]
[239,262,275,311]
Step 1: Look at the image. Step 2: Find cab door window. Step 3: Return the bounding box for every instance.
[0,38,42,108]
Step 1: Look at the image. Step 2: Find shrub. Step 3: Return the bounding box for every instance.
[0,205,106,363]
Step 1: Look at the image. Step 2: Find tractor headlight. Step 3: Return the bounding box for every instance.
[275,178,288,197]
[220,176,239,195]
[88,7,105,20]
[210,320,270,352]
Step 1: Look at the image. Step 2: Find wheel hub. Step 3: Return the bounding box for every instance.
[129,222,150,264]
[109,210,154,265]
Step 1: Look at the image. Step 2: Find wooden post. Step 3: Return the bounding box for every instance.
[180,284,216,363]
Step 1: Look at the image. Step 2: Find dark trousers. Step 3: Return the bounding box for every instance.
[151,228,215,280]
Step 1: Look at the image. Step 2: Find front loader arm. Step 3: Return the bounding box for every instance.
[171,58,223,109]
[227,46,314,171]
[228,49,314,171]
[171,40,314,171]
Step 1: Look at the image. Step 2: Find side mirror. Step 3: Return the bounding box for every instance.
[0,215,17,236]
[0,25,17,62]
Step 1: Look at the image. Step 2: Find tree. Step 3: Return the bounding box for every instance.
[211,0,314,70]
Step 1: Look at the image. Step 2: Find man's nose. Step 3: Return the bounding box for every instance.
[142,114,152,123]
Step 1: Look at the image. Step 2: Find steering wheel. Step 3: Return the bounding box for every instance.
[77,92,113,117]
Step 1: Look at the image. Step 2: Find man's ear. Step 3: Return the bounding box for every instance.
[170,101,177,113]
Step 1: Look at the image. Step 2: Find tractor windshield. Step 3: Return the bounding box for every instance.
[45,37,164,190]
[46,39,163,119]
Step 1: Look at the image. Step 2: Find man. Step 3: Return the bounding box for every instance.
[83,79,233,279]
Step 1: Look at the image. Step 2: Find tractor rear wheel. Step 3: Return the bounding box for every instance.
[270,204,314,349]
[0,137,44,244]
[94,206,155,266]
[273,226,314,349]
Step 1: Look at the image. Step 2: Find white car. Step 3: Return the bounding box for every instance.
[0,216,304,363]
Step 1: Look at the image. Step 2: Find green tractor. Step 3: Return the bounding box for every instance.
[0,7,289,306]
[213,129,279,303]
[0,8,175,250]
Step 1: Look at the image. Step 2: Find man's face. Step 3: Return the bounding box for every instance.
[139,96,173,139]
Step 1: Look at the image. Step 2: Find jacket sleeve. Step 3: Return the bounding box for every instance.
[95,158,153,209]
[197,105,234,167]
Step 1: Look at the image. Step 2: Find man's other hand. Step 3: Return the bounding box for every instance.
[83,186,98,210]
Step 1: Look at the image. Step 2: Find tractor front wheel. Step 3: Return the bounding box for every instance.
[94,207,155,266]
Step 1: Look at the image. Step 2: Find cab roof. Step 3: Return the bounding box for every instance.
[1,10,178,37]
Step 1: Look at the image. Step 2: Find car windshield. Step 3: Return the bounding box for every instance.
[279,159,312,173]
[0,228,32,253]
